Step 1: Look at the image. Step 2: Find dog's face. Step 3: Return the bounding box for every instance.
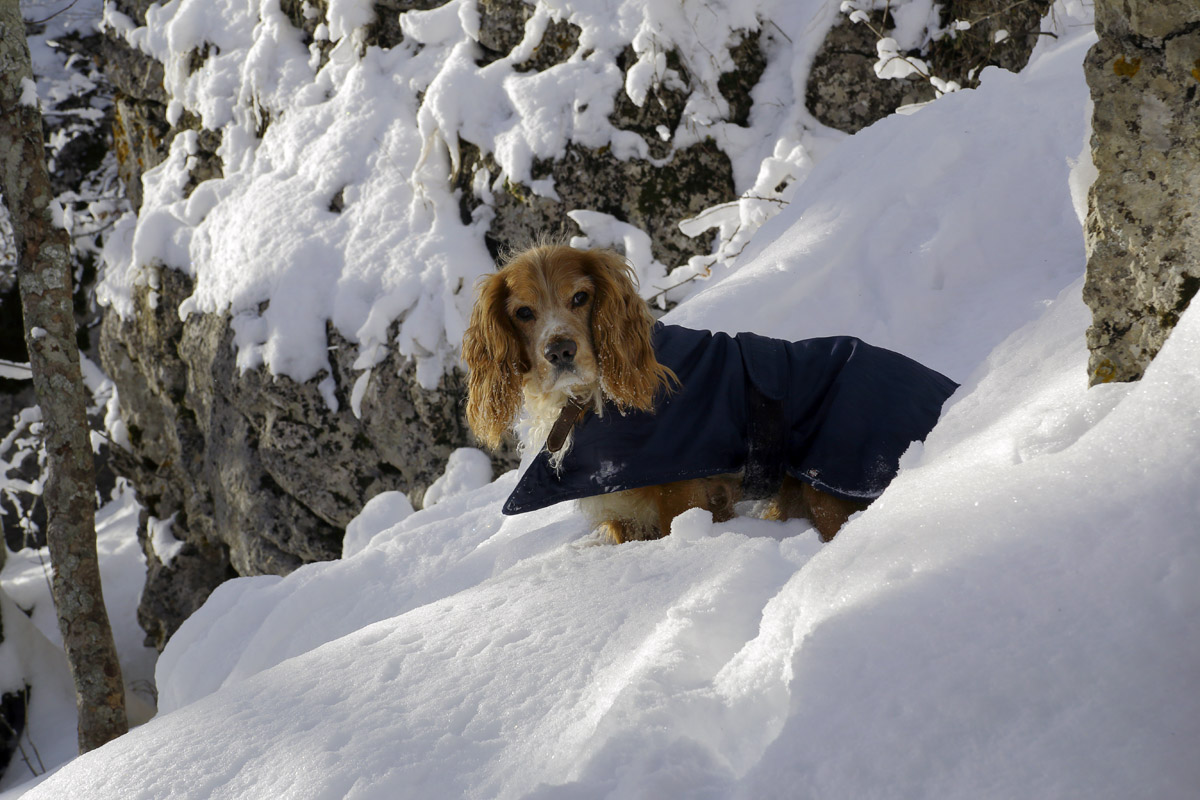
[502,248,601,397]
[462,245,676,451]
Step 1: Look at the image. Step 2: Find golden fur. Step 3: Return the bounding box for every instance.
[462,244,865,543]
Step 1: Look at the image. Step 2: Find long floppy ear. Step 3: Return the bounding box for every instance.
[462,271,528,450]
[584,249,678,412]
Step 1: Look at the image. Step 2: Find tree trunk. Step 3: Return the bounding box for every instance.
[0,0,128,752]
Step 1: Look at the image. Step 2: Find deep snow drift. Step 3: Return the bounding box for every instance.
[9,1,1200,798]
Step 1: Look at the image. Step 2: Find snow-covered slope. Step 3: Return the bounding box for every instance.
[14,3,1200,798]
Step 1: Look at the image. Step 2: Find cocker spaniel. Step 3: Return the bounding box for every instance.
[463,244,957,543]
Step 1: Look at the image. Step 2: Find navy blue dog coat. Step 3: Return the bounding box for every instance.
[503,324,957,515]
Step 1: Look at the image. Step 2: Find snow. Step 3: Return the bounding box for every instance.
[422,447,494,509]
[147,514,184,566]
[8,0,1200,797]
[342,491,414,559]
[18,78,38,108]
[0,362,31,382]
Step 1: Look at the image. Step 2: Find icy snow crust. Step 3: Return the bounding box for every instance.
[22,4,1200,797]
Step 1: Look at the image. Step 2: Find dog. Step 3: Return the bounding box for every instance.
[462,244,957,543]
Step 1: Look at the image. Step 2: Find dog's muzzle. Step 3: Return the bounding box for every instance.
[544,337,577,372]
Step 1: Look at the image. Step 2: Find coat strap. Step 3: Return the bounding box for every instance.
[545,397,589,454]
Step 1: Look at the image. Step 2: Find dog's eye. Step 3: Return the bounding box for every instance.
[571,291,589,308]
[514,306,534,322]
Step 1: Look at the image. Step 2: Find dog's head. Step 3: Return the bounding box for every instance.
[462,245,675,450]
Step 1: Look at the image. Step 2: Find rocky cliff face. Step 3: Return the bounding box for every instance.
[1083,0,1200,385]
[89,0,1056,648]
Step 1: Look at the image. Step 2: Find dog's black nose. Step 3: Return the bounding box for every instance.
[544,337,577,366]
